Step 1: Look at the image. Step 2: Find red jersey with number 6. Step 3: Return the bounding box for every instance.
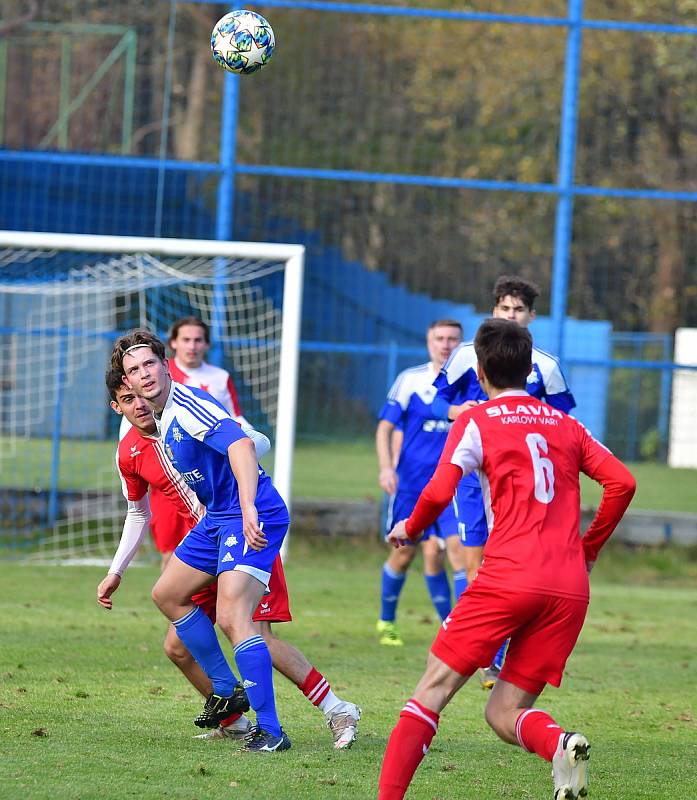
[440,390,613,602]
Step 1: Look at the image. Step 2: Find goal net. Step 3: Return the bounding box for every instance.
[0,231,303,564]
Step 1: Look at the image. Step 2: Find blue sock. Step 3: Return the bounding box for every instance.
[493,639,509,670]
[424,570,452,621]
[380,563,407,622]
[172,606,238,695]
[453,569,468,600]
[234,635,281,737]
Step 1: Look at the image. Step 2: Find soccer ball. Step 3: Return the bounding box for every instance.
[210,10,275,75]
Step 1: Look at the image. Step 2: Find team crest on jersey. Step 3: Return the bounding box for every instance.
[172,426,183,442]
[165,443,175,462]
[224,534,238,547]
[129,444,141,458]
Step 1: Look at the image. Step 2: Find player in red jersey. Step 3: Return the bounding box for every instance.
[167,316,242,416]
[97,370,361,748]
[378,319,636,800]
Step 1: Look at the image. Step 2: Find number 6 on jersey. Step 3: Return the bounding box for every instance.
[526,433,555,504]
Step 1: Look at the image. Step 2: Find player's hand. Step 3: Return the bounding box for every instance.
[449,400,480,420]
[379,467,398,495]
[386,519,414,548]
[97,573,121,610]
[242,504,267,551]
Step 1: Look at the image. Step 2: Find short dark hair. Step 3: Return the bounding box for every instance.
[428,318,463,333]
[169,316,210,345]
[493,275,540,311]
[474,318,532,390]
[105,367,129,401]
[110,328,166,372]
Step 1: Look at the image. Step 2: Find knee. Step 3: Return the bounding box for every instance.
[163,634,190,665]
[215,606,246,640]
[151,582,166,612]
[484,702,501,735]
[387,547,413,572]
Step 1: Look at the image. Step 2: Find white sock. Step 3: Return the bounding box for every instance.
[318,689,343,715]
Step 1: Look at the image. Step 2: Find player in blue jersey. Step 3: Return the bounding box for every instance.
[110,329,291,753]
[376,320,473,646]
[432,276,576,687]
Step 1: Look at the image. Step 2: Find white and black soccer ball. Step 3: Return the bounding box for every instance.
[210,10,275,75]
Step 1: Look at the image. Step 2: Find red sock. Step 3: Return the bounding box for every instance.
[299,666,330,706]
[218,712,241,728]
[515,708,563,761]
[378,699,440,800]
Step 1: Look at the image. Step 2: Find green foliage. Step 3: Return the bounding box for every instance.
[1,538,696,799]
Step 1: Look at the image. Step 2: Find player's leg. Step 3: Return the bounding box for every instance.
[420,535,452,621]
[378,652,470,800]
[484,594,590,800]
[160,550,174,572]
[454,479,506,687]
[380,582,509,800]
[378,492,417,645]
[181,585,252,741]
[485,679,590,800]
[436,502,469,600]
[215,519,290,752]
[152,524,246,727]
[378,540,415,645]
[258,621,362,749]
[163,623,211,696]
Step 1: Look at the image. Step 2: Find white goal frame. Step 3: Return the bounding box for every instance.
[0,229,304,522]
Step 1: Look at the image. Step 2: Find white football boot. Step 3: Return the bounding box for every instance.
[552,731,590,799]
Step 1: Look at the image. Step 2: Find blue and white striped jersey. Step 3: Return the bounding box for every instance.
[433,340,576,414]
[155,382,289,524]
[379,362,452,494]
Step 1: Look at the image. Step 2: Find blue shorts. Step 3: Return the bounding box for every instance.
[452,478,489,547]
[175,515,288,588]
[386,491,458,542]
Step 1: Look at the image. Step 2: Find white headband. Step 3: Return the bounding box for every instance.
[122,344,150,355]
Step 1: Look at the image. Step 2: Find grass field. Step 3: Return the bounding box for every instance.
[2,437,697,512]
[1,537,696,800]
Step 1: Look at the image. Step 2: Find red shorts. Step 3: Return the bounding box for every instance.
[191,554,292,624]
[431,583,588,694]
[149,500,193,554]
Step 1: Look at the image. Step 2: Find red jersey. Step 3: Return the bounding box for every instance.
[116,425,204,552]
[407,391,635,602]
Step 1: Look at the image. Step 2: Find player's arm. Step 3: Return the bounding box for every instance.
[97,494,151,609]
[376,419,398,494]
[227,437,267,551]
[377,373,411,494]
[388,462,463,547]
[388,414,480,547]
[579,428,636,569]
[232,414,271,459]
[432,345,485,420]
[541,358,576,412]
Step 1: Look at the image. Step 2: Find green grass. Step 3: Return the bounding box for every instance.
[1,538,696,799]
[2,436,696,511]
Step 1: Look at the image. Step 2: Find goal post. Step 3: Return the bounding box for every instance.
[0,230,304,562]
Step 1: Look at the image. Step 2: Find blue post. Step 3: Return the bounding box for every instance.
[211,15,241,367]
[550,0,584,362]
[657,333,672,460]
[48,334,68,527]
[386,340,399,391]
